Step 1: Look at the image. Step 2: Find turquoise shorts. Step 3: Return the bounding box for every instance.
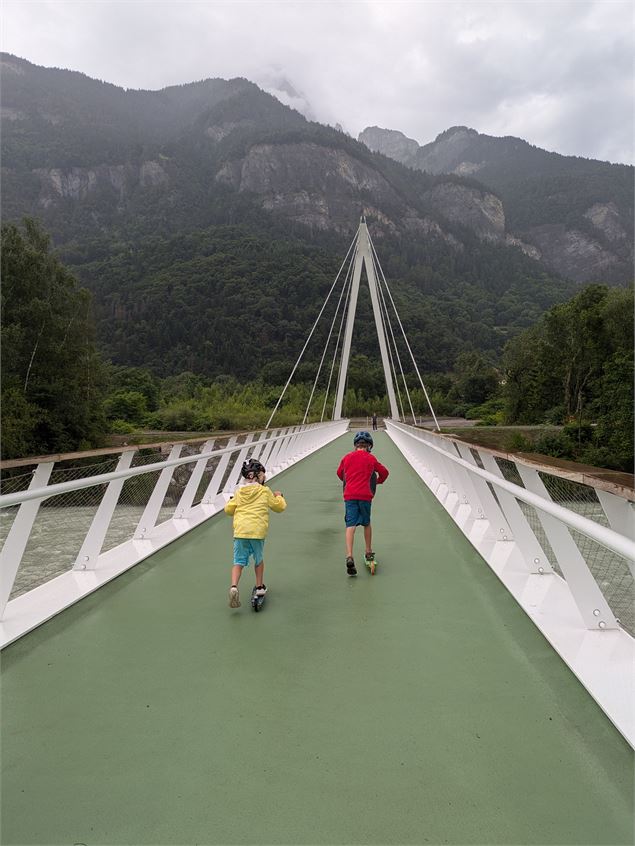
[233,538,265,567]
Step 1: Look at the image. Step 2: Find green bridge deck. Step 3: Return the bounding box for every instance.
[1,433,632,845]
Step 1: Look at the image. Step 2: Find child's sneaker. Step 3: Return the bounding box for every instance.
[255,584,267,597]
[346,556,357,577]
[228,585,241,608]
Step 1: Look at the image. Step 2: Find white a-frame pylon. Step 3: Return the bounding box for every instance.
[333,219,399,420]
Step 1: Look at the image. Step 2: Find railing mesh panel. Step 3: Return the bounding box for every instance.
[3,437,262,582]
[8,486,108,599]
[568,528,634,634]
[495,457,634,636]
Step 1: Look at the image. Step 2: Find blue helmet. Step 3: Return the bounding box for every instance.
[353,431,373,449]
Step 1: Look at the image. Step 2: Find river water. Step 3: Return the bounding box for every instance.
[1,505,175,600]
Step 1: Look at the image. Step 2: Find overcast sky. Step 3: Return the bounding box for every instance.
[2,0,633,164]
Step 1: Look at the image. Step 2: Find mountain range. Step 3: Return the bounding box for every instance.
[1,53,632,380]
[358,125,633,283]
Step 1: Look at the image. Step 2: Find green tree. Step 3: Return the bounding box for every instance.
[1,218,107,458]
[106,365,160,411]
[502,284,634,470]
[453,351,499,406]
[103,390,148,425]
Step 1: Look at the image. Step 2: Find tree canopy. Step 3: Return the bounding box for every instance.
[502,284,634,470]
[1,218,107,458]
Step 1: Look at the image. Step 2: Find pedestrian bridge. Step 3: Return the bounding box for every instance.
[1,423,633,845]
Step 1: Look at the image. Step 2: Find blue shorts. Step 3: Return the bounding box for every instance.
[233,538,265,567]
[344,500,372,527]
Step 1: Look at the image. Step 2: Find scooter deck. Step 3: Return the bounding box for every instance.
[251,588,266,612]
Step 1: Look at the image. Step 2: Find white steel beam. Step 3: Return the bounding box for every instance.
[73,450,135,571]
[333,236,363,419]
[333,221,398,419]
[0,462,54,616]
[134,444,183,539]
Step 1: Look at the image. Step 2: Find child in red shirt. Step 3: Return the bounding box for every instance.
[336,431,389,576]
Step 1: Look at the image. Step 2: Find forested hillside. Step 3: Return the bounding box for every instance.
[1,55,632,471]
[1,51,578,384]
[2,219,632,471]
[63,219,574,379]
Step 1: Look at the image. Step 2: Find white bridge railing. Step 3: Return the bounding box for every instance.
[386,419,635,748]
[0,421,348,647]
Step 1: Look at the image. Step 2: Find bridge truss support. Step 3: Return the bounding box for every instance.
[333,220,398,420]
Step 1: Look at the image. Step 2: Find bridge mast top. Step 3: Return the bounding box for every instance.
[333,219,399,420]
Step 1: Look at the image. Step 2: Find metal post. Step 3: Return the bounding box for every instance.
[0,462,54,617]
[596,489,635,545]
[259,429,282,469]
[74,450,135,570]
[173,440,215,519]
[479,452,553,574]
[134,444,183,539]
[517,464,618,629]
[455,444,513,541]
[201,436,239,504]
[223,433,260,494]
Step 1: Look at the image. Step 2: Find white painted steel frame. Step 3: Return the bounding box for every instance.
[73,450,135,571]
[386,418,635,747]
[0,462,54,616]
[333,222,398,420]
[0,421,348,647]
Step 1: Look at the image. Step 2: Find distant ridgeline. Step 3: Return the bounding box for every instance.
[359,125,634,284]
[1,52,632,383]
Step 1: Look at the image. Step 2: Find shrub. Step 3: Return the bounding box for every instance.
[504,432,533,452]
[110,419,136,434]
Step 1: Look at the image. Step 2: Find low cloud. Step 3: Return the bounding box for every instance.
[2,0,632,163]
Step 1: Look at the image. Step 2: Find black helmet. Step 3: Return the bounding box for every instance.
[353,430,373,449]
[241,458,266,480]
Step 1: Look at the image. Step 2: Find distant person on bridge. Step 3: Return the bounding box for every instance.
[224,458,286,608]
[336,431,389,576]
[372,412,378,430]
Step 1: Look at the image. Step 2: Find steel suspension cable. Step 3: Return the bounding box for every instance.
[370,246,412,420]
[381,301,406,422]
[303,247,356,424]
[368,233,441,431]
[371,249,413,423]
[321,259,354,421]
[373,253,405,421]
[266,233,357,429]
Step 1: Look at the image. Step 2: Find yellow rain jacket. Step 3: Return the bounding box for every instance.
[224,483,286,539]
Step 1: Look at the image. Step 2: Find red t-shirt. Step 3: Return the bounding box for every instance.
[336,450,389,501]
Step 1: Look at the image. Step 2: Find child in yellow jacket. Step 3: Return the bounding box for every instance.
[223,457,286,608]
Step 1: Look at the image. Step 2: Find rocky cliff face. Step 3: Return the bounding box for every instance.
[359,125,633,283]
[519,225,621,282]
[213,141,519,250]
[216,142,417,234]
[3,53,630,286]
[421,182,505,241]
[33,161,168,207]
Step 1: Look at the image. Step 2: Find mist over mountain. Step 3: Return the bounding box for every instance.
[3,52,626,381]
